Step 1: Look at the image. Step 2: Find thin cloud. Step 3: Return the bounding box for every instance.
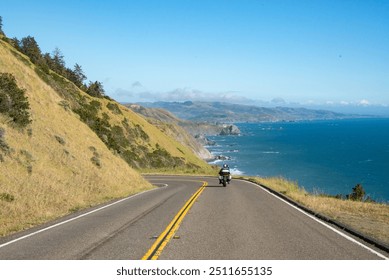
[358,99,370,106]
[112,87,254,104]
[132,81,143,88]
[160,88,253,104]
[114,88,134,98]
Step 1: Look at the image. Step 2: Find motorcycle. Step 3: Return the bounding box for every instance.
[219,172,231,187]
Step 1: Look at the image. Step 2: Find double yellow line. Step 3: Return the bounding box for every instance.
[142,181,207,260]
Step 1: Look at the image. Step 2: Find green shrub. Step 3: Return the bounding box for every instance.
[146,144,186,169]
[348,184,366,201]
[121,149,141,168]
[122,119,149,142]
[135,124,149,141]
[90,100,102,110]
[58,100,71,111]
[0,73,31,127]
[106,102,122,115]
[108,125,130,151]
[0,192,15,202]
[91,155,101,168]
[0,128,11,160]
[0,127,10,153]
[89,147,102,168]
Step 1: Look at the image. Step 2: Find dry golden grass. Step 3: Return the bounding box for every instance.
[101,100,213,172]
[0,39,153,236]
[246,176,389,245]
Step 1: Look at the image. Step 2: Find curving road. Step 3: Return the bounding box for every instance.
[0,175,387,260]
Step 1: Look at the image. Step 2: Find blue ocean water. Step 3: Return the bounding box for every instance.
[207,118,389,203]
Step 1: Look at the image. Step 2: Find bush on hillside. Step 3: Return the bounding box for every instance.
[0,127,10,154]
[89,146,102,168]
[347,184,366,201]
[106,102,122,115]
[0,192,15,202]
[121,118,150,142]
[86,81,105,98]
[0,73,31,127]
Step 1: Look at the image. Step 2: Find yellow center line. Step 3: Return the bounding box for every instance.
[142,181,207,260]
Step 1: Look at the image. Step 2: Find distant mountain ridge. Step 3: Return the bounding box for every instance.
[138,101,362,123]
[127,103,239,135]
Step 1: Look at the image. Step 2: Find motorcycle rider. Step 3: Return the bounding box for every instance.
[219,164,232,184]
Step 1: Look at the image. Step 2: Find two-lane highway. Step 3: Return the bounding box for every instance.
[0,175,387,259]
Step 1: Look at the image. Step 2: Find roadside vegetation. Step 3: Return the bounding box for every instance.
[0,73,31,128]
[242,176,389,246]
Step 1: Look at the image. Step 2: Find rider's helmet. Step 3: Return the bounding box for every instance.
[223,164,229,168]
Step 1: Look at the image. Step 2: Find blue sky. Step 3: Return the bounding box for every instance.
[1,0,389,113]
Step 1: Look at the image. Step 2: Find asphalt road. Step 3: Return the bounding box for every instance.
[0,175,387,260]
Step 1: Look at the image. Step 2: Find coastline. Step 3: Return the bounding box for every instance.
[202,119,389,203]
[200,127,389,247]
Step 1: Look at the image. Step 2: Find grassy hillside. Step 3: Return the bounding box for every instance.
[127,104,213,160]
[0,36,212,236]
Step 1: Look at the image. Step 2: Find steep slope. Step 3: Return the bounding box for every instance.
[0,36,211,236]
[34,75,212,173]
[127,104,213,160]
[0,38,152,235]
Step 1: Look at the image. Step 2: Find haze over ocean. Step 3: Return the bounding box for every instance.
[207,118,389,202]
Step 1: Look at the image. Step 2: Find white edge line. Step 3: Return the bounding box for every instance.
[245,180,389,260]
[0,187,159,249]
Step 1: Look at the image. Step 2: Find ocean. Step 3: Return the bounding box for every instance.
[207,118,389,203]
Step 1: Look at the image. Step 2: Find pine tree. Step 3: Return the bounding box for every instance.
[86,81,105,98]
[73,63,87,87]
[50,47,66,75]
[0,16,4,35]
[0,73,31,127]
[19,36,43,64]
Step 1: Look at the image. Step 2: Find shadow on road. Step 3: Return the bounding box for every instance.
[206,185,229,188]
